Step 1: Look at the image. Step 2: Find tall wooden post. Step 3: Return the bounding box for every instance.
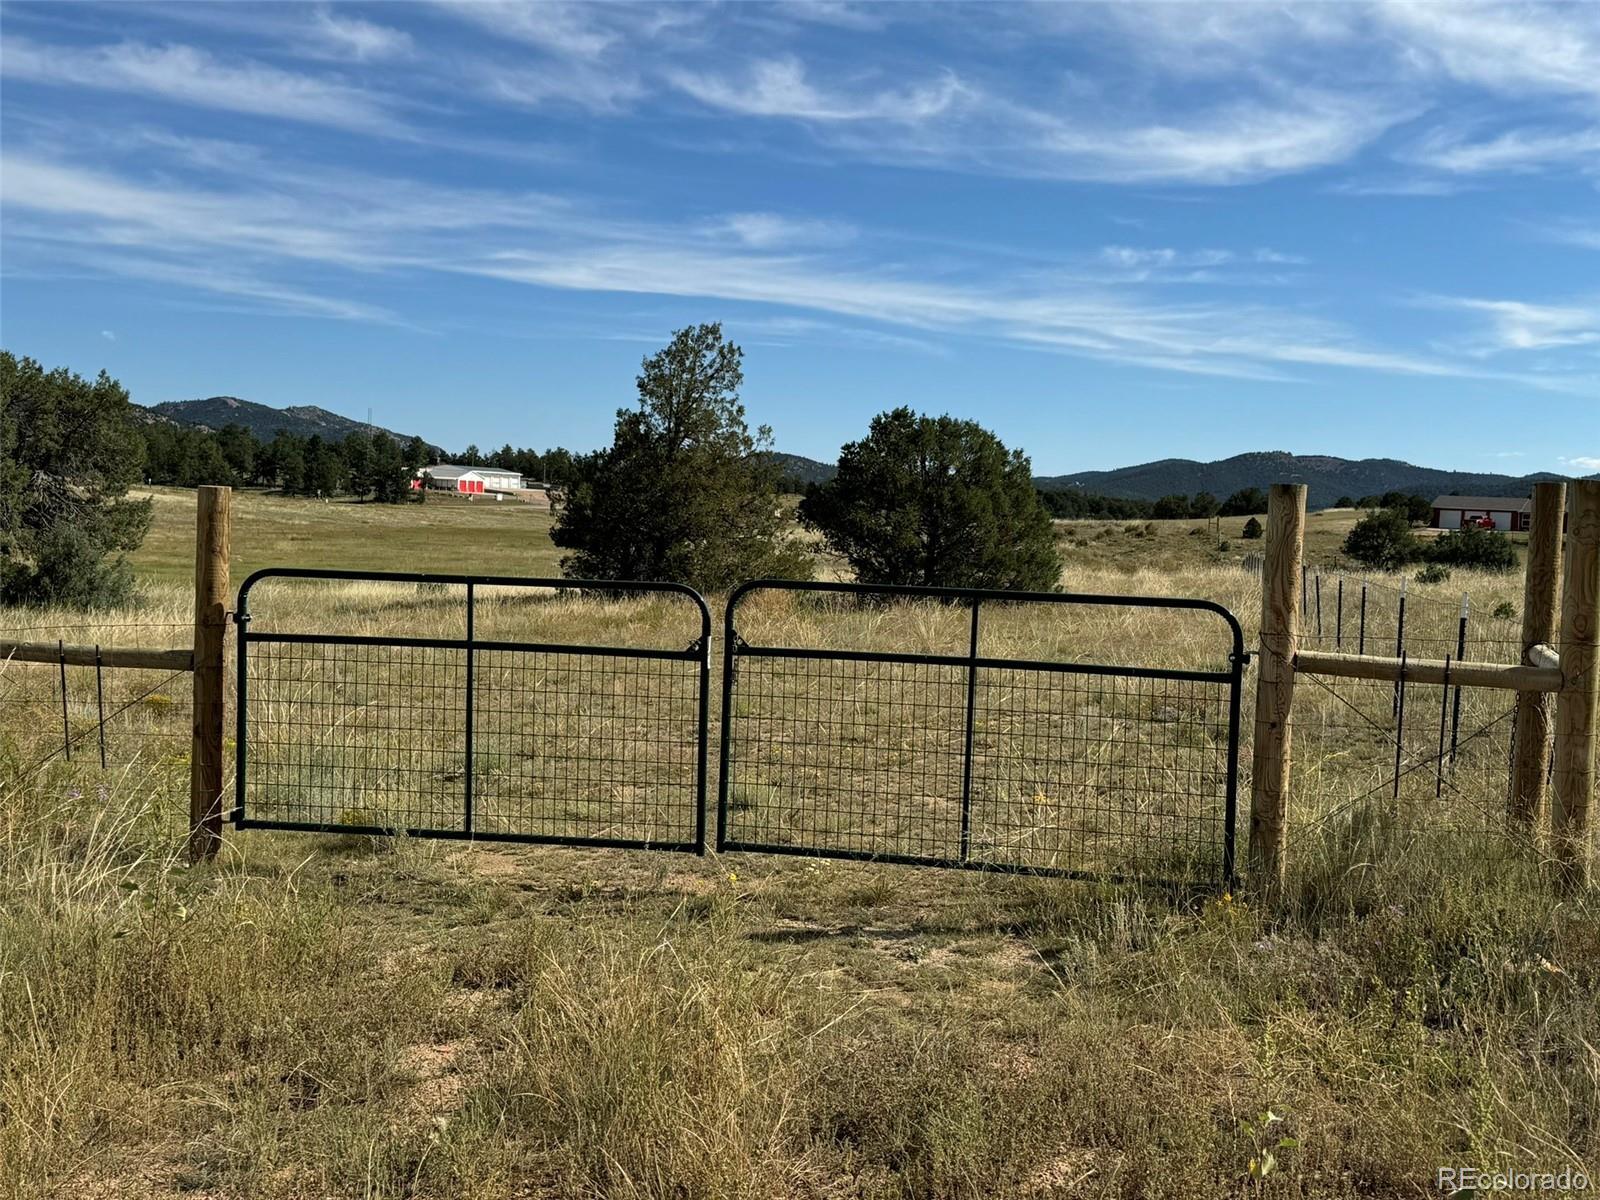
[1552,480,1600,890]
[1510,481,1566,827]
[189,486,232,864]
[1250,483,1306,890]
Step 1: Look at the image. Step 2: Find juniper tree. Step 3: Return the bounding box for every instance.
[0,352,152,607]
[799,407,1061,590]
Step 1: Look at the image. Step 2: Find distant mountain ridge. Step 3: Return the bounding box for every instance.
[131,401,1593,506]
[765,452,836,487]
[1035,450,1591,509]
[136,396,430,447]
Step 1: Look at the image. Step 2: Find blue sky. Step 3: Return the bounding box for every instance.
[1,1,1596,474]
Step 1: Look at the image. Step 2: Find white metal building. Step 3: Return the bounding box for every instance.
[414,464,524,494]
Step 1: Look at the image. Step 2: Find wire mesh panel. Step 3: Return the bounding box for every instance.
[718,581,1245,885]
[235,570,710,849]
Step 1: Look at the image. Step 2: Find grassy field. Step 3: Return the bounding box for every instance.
[125,486,1523,585]
[130,488,564,586]
[2,488,1595,1199]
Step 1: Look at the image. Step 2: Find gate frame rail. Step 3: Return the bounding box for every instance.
[232,567,712,852]
[716,578,1248,887]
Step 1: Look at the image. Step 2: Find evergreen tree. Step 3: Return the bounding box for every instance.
[0,352,152,607]
[305,436,345,496]
[800,407,1061,590]
[552,323,811,590]
[1220,487,1269,517]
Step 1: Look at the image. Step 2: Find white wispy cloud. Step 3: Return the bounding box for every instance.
[1549,226,1600,251]
[670,56,964,122]
[100,330,116,342]
[710,212,857,249]
[1561,456,1600,472]
[477,61,645,114]
[431,0,625,58]
[1330,177,1468,197]
[1098,247,1307,269]
[1404,123,1600,175]
[88,254,408,324]
[0,35,405,135]
[1429,296,1600,353]
[1372,0,1600,102]
[307,9,415,62]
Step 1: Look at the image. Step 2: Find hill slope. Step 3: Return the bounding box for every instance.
[137,396,430,447]
[765,452,837,487]
[1036,451,1584,508]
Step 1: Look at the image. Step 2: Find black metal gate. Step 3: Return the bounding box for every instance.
[717,580,1245,885]
[233,569,710,851]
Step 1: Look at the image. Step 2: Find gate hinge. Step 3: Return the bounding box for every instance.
[230,609,250,627]
[686,635,708,656]
[1233,650,1253,668]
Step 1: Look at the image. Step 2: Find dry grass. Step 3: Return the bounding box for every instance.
[2,489,1596,1198]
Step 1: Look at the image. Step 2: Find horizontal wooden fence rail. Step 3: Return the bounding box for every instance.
[1,640,194,672]
[1293,648,1561,692]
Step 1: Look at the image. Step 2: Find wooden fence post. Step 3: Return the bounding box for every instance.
[1510,481,1566,827]
[1250,483,1306,891]
[1552,480,1600,890]
[189,485,232,864]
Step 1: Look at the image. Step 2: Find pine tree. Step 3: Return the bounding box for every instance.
[552,323,811,591]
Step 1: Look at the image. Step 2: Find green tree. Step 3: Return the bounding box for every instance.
[1220,487,1269,517]
[552,323,811,591]
[1342,508,1418,569]
[1152,493,1189,520]
[0,352,152,607]
[216,423,256,485]
[1366,490,1430,523]
[1334,495,1355,509]
[305,436,345,496]
[1189,491,1220,519]
[1241,516,1263,539]
[542,448,575,486]
[342,433,374,497]
[800,407,1061,590]
[366,433,413,503]
[182,436,232,488]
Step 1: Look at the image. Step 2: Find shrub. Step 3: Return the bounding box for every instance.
[1424,525,1517,572]
[1342,509,1418,569]
[1414,562,1451,584]
[1241,517,1263,540]
[1492,601,1517,620]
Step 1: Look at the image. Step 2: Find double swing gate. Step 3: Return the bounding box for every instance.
[235,571,1246,885]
